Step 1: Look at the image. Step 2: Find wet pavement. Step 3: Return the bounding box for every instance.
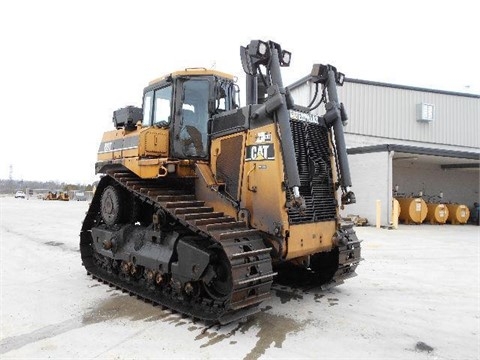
[1,197,479,359]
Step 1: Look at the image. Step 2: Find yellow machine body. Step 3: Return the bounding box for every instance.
[207,123,337,260]
[97,113,338,260]
[96,70,343,261]
[98,127,170,178]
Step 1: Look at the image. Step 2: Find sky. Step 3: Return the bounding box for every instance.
[1,0,478,184]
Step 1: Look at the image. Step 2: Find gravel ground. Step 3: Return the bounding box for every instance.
[1,196,479,359]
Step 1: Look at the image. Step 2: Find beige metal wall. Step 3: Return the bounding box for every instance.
[290,79,480,150]
[340,151,393,226]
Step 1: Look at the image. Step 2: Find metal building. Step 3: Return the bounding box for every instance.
[289,76,480,226]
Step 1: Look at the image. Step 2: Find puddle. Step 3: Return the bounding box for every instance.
[195,308,310,360]
[44,241,65,247]
[242,312,309,360]
[2,290,308,359]
[0,291,182,355]
[327,298,339,306]
[82,295,170,324]
[195,323,243,347]
[3,226,74,252]
[415,341,434,353]
[274,288,304,304]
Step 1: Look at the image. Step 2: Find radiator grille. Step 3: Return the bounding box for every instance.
[287,120,337,224]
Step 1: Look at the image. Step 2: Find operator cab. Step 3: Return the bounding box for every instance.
[142,69,237,159]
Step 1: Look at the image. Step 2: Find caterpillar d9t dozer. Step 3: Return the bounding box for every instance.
[80,40,361,324]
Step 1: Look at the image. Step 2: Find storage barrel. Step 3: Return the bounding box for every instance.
[395,197,428,224]
[446,204,470,224]
[425,203,449,224]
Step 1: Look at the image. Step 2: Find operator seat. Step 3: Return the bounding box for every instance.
[181,109,204,156]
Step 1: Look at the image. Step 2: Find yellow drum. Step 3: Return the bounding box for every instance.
[396,197,428,224]
[446,204,470,224]
[425,203,449,224]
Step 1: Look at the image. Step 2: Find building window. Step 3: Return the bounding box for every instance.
[417,103,435,122]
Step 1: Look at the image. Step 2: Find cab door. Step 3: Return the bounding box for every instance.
[141,85,173,157]
[172,78,210,159]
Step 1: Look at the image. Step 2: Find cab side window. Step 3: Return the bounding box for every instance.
[142,86,173,127]
[153,86,172,126]
[214,82,230,113]
[142,91,153,126]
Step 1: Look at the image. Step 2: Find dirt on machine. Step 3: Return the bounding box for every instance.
[80,40,362,324]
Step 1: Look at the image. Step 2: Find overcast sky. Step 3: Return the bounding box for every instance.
[1,0,478,184]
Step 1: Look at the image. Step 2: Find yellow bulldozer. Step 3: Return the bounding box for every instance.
[80,40,361,324]
[44,191,69,201]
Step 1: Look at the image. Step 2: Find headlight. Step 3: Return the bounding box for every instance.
[280,50,291,66]
[258,42,267,56]
[248,40,269,59]
[336,72,345,86]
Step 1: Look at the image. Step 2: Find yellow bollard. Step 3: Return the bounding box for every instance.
[376,200,381,228]
[392,198,400,229]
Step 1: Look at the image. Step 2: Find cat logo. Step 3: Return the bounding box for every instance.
[245,144,275,161]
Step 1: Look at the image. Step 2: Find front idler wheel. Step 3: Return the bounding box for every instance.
[203,248,233,301]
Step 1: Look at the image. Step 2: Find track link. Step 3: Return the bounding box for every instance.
[80,170,275,324]
[321,222,362,290]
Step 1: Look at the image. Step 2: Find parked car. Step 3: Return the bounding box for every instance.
[73,191,86,201]
[15,191,26,199]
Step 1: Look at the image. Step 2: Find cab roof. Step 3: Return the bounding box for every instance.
[148,68,234,87]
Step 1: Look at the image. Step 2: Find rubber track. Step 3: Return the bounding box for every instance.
[80,170,275,324]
